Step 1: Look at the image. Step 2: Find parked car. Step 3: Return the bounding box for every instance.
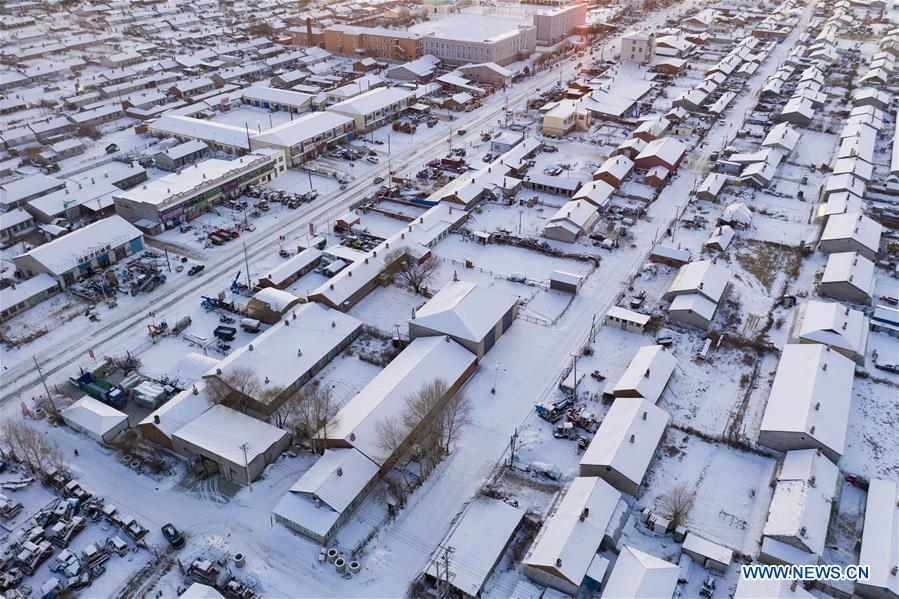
[161,523,185,549]
[187,264,205,276]
[365,155,379,164]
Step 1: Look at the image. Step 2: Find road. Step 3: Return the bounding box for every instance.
[1,2,698,405]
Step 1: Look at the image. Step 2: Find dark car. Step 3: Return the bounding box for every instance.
[187,264,205,276]
[161,523,185,549]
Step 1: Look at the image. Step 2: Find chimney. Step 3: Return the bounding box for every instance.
[556,558,562,568]
[642,411,647,420]
[336,467,343,476]
[814,402,820,411]
[629,434,635,443]
[285,319,289,326]
[644,368,651,378]
[249,344,254,351]
[809,474,816,487]
[216,368,222,375]
[579,507,589,521]
[154,415,160,424]
[297,348,303,357]
[306,17,313,42]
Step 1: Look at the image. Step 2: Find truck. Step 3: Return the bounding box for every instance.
[534,396,572,423]
[69,372,125,409]
[213,326,237,341]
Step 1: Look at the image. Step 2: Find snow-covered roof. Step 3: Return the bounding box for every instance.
[61,396,128,440]
[157,140,207,161]
[260,248,322,287]
[0,273,57,313]
[682,532,733,566]
[759,345,855,460]
[0,174,64,210]
[411,281,517,344]
[524,477,622,589]
[612,345,676,402]
[721,202,752,226]
[594,155,634,183]
[180,583,225,599]
[172,404,288,465]
[140,383,214,439]
[148,115,250,150]
[821,251,875,297]
[790,300,868,357]
[326,86,412,117]
[241,85,312,108]
[858,479,899,597]
[329,336,476,465]
[273,448,379,539]
[248,287,302,313]
[250,111,354,147]
[634,137,686,170]
[820,212,882,256]
[0,208,34,231]
[16,215,141,277]
[763,449,839,555]
[734,578,813,598]
[168,352,220,388]
[571,180,614,209]
[606,306,650,326]
[547,200,598,230]
[601,545,678,599]
[664,260,730,303]
[580,397,669,491]
[207,303,361,404]
[705,225,735,251]
[436,497,524,597]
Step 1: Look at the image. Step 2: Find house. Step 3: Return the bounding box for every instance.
[424,497,524,597]
[856,479,899,599]
[0,208,35,242]
[579,397,669,495]
[13,215,143,288]
[621,31,655,65]
[256,248,322,290]
[649,244,691,267]
[571,180,614,211]
[758,345,854,463]
[203,303,362,417]
[871,305,899,338]
[663,260,730,329]
[705,225,735,251]
[245,287,305,324]
[762,122,801,155]
[541,99,591,137]
[612,345,676,403]
[632,118,670,143]
[604,306,650,334]
[172,404,290,486]
[682,533,733,573]
[544,200,599,243]
[820,252,875,304]
[761,449,839,563]
[325,336,477,467]
[601,546,678,599]
[249,111,356,167]
[788,300,869,364]
[720,202,752,227]
[643,166,670,187]
[0,174,65,211]
[409,281,518,361]
[0,274,60,323]
[325,86,414,133]
[734,578,813,598]
[458,62,514,87]
[153,140,207,171]
[522,477,628,596]
[139,384,214,451]
[60,397,129,443]
[819,212,882,261]
[273,448,380,544]
[593,155,633,188]
[523,174,582,197]
[386,55,441,82]
[167,353,220,389]
[633,137,686,173]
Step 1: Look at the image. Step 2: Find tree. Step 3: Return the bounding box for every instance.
[206,366,260,413]
[659,483,696,529]
[0,420,68,475]
[296,383,339,453]
[381,248,438,295]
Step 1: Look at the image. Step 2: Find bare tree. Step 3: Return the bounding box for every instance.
[298,383,339,453]
[382,248,437,295]
[0,420,68,475]
[435,391,472,455]
[374,416,409,473]
[206,366,260,412]
[659,482,696,529]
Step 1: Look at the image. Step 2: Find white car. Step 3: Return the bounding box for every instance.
[365,155,380,164]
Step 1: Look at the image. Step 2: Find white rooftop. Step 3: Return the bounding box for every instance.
[411,281,518,344]
[172,404,287,465]
[612,345,676,402]
[61,396,128,439]
[601,545,678,599]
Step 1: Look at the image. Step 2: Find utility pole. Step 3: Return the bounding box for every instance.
[569,353,579,401]
[242,241,251,293]
[240,443,253,491]
[33,356,57,416]
[433,544,455,598]
[163,248,172,273]
[509,427,519,468]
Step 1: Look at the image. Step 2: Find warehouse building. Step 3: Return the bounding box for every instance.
[413,15,537,67]
[13,215,143,288]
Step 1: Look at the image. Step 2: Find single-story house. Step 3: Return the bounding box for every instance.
[612,345,676,403]
[787,300,869,364]
[544,200,599,243]
[819,212,882,261]
[758,345,854,463]
[604,306,650,334]
[61,396,129,443]
[409,280,518,361]
[856,479,899,599]
[579,397,669,495]
[245,287,305,324]
[819,252,875,304]
[601,546,679,599]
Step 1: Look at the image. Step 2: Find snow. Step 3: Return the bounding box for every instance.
[612,345,677,403]
[172,403,288,466]
[580,397,669,492]
[601,545,678,599]
[858,479,899,598]
[411,280,518,344]
[60,396,129,442]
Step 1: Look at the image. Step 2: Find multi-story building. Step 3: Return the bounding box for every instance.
[534,3,587,45]
[621,31,655,65]
[113,150,286,233]
[414,15,537,66]
[322,25,422,62]
[249,112,356,166]
[325,86,414,133]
